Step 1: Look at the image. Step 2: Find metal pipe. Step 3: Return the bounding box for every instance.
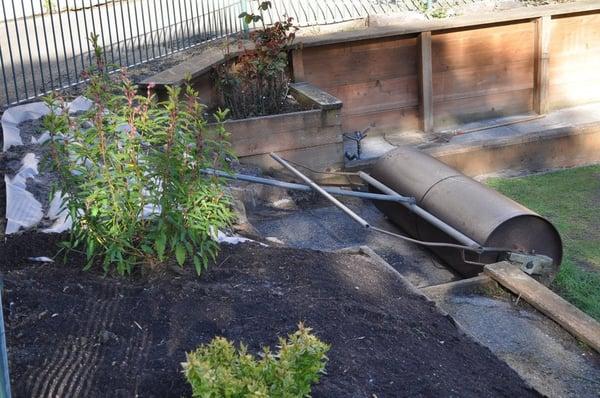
[203,169,416,204]
[270,153,370,229]
[267,155,487,255]
[207,159,495,256]
[0,279,11,398]
[205,167,507,255]
[358,171,481,249]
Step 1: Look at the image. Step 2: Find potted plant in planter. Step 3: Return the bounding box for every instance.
[211,1,344,172]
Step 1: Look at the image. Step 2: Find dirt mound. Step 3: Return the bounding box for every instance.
[0,235,538,397]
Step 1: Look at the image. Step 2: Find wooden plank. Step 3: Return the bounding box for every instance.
[432,60,534,99]
[550,12,600,53]
[429,121,600,176]
[291,48,305,82]
[223,109,323,140]
[430,22,535,129]
[434,89,533,129]
[433,82,534,103]
[548,81,600,109]
[343,106,420,134]
[431,23,534,71]
[484,262,600,353]
[324,76,418,112]
[232,126,342,157]
[534,16,552,114]
[140,41,251,86]
[421,275,497,297]
[549,57,600,82]
[241,142,345,178]
[302,37,418,87]
[289,82,342,110]
[419,31,434,133]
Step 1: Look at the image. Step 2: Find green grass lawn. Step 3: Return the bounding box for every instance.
[487,165,600,321]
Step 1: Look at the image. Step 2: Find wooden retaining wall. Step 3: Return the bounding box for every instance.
[292,1,600,134]
[299,36,421,134]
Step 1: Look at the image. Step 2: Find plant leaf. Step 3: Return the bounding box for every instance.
[175,243,186,266]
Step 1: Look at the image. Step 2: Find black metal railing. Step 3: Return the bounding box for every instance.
[0,0,423,108]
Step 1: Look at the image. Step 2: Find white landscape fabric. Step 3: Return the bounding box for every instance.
[1,98,91,235]
[1,98,260,245]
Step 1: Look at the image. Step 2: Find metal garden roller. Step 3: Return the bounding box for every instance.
[367,146,563,283]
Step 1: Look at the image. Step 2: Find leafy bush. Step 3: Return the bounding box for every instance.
[43,34,235,275]
[216,1,298,119]
[182,323,330,397]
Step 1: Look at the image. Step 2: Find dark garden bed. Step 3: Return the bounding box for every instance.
[0,233,538,397]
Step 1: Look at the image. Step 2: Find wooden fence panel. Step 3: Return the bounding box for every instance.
[549,12,600,110]
[431,22,535,129]
[302,36,420,133]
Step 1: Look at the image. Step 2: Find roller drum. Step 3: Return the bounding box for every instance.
[370,147,562,281]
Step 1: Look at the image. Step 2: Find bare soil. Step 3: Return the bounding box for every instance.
[0,232,538,397]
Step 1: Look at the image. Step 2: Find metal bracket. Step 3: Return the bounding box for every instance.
[344,128,369,160]
[507,252,554,276]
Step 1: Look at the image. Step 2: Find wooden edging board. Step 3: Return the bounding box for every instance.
[343,247,600,355]
[420,275,497,297]
[484,261,600,354]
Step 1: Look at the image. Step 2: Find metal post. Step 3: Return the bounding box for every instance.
[0,279,11,398]
[203,168,416,204]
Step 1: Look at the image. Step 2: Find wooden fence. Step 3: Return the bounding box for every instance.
[292,1,600,134]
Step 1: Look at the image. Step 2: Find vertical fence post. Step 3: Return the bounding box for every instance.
[418,31,433,133]
[534,15,551,115]
[0,279,11,398]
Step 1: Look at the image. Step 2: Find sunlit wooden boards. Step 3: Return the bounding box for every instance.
[299,21,540,134]
[534,16,552,114]
[549,12,600,110]
[485,262,600,353]
[431,22,535,130]
[418,32,434,133]
[223,109,342,157]
[300,36,420,134]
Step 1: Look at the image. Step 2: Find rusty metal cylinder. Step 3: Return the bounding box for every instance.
[369,147,563,280]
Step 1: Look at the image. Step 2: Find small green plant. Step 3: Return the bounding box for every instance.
[216,1,298,119]
[182,323,330,397]
[417,1,450,19]
[429,7,448,18]
[43,0,56,14]
[43,33,235,275]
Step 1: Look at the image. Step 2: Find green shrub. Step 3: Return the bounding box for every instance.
[43,34,235,275]
[182,324,330,397]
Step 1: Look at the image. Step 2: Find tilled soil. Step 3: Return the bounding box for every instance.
[0,233,538,397]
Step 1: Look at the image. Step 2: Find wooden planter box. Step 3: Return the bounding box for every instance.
[215,83,345,174]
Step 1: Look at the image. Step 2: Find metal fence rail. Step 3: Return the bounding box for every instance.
[0,0,421,107]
